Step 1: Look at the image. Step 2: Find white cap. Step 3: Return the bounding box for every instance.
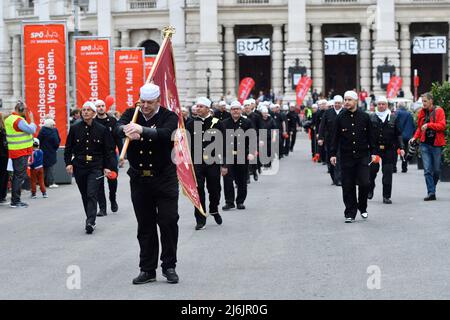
[249,98,256,104]
[282,105,289,111]
[333,95,343,103]
[230,100,242,109]
[312,104,318,109]
[196,97,212,108]
[43,118,56,128]
[243,99,250,106]
[94,99,105,107]
[225,104,231,111]
[33,138,40,146]
[140,83,160,101]
[344,90,358,101]
[82,101,96,112]
[219,101,227,107]
[289,102,296,107]
[261,107,269,113]
[377,96,388,104]
[327,100,335,107]
[318,99,328,105]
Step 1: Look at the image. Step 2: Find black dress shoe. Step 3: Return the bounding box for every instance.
[424,194,436,201]
[222,203,235,211]
[367,191,374,200]
[85,223,96,234]
[195,223,205,230]
[253,173,258,181]
[97,210,107,217]
[211,213,223,225]
[383,198,392,204]
[110,200,118,213]
[237,203,246,210]
[132,271,156,285]
[162,268,179,284]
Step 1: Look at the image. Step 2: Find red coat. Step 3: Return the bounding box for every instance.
[413,107,446,147]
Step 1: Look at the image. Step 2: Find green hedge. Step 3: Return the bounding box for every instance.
[431,82,450,164]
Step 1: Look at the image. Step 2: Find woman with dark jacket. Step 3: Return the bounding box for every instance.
[0,112,8,203]
[37,118,61,187]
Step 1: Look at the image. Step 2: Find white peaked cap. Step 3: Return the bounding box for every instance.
[196,97,212,108]
[83,101,96,112]
[344,90,358,101]
[219,101,227,107]
[377,96,388,104]
[94,99,105,106]
[140,83,160,100]
[333,95,343,103]
[230,100,242,109]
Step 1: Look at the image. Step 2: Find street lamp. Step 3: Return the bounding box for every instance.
[206,68,211,99]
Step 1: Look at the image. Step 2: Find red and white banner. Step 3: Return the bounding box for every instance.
[295,76,313,107]
[114,49,145,114]
[75,38,110,110]
[386,76,403,99]
[150,37,204,215]
[238,77,255,104]
[144,55,156,80]
[22,23,68,145]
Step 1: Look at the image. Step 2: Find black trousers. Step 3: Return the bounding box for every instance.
[129,170,179,273]
[289,129,297,151]
[44,165,55,187]
[399,137,409,172]
[282,134,290,156]
[11,156,28,204]
[341,156,370,218]
[310,129,317,157]
[224,164,248,205]
[326,144,341,184]
[98,175,118,212]
[74,167,102,226]
[0,156,8,200]
[194,164,221,225]
[370,148,395,198]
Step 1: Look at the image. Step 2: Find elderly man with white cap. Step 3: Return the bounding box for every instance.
[93,99,123,216]
[185,96,225,230]
[314,99,329,163]
[367,96,405,204]
[318,95,344,186]
[329,90,378,223]
[243,98,264,181]
[213,100,231,121]
[221,100,256,210]
[64,101,115,234]
[115,83,180,284]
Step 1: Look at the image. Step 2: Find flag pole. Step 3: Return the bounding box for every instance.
[119,26,175,162]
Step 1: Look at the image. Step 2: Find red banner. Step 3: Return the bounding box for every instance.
[386,76,403,99]
[114,49,144,114]
[151,37,204,215]
[23,23,68,145]
[295,76,313,107]
[144,55,156,80]
[238,77,255,103]
[75,38,110,110]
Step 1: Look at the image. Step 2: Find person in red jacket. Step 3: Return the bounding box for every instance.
[410,92,446,201]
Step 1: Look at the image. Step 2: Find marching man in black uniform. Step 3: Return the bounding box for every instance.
[186,97,225,231]
[368,96,405,204]
[222,101,256,211]
[94,99,123,216]
[330,91,377,223]
[64,101,115,234]
[213,101,231,121]
[115,83,180,284]
[318,95,344,186]
[286,103,301,152]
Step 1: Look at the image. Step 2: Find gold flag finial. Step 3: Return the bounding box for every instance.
[162,26,176,39]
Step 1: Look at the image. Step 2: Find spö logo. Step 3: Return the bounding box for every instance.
[30,30,59,39]
[119,54,139,61]
[81,44,104,52]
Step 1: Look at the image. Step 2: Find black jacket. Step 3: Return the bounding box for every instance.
[0,127,7,158]
[37,126,61,167]
[94,115,124,153]
[213,109,231,121]
[369,113,404,152]
[64,120,115,170]
[221,116,255,165]
[115,107,178,174]
[318,108,342,145]
[330,108,376,159]
[286,111,301,131]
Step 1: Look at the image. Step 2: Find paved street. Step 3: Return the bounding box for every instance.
[1,133,450,300]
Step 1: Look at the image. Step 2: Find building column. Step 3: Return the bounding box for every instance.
[272,24,283,98]
[169,0,188,105]
[360,25,371,93]
[400,23,412,99]
[195,0,223,101]
[35,0,50,21]
[97,0,112,38]
[223,24,236,98]
[12,35,21,99]
[0,2,12,106]
[372,0,400,96]
[311,24,324,96]
[120,29,130,47]
[284,0,310,103]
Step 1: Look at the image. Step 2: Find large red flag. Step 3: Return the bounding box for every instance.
[386,76,403,99]
[150,36,204,215]
[238,77,255,103]
[295,76,312,107]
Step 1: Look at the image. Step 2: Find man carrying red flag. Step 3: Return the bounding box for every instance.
[116,83,180,284]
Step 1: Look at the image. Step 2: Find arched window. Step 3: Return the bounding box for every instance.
[140,40,160,55]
